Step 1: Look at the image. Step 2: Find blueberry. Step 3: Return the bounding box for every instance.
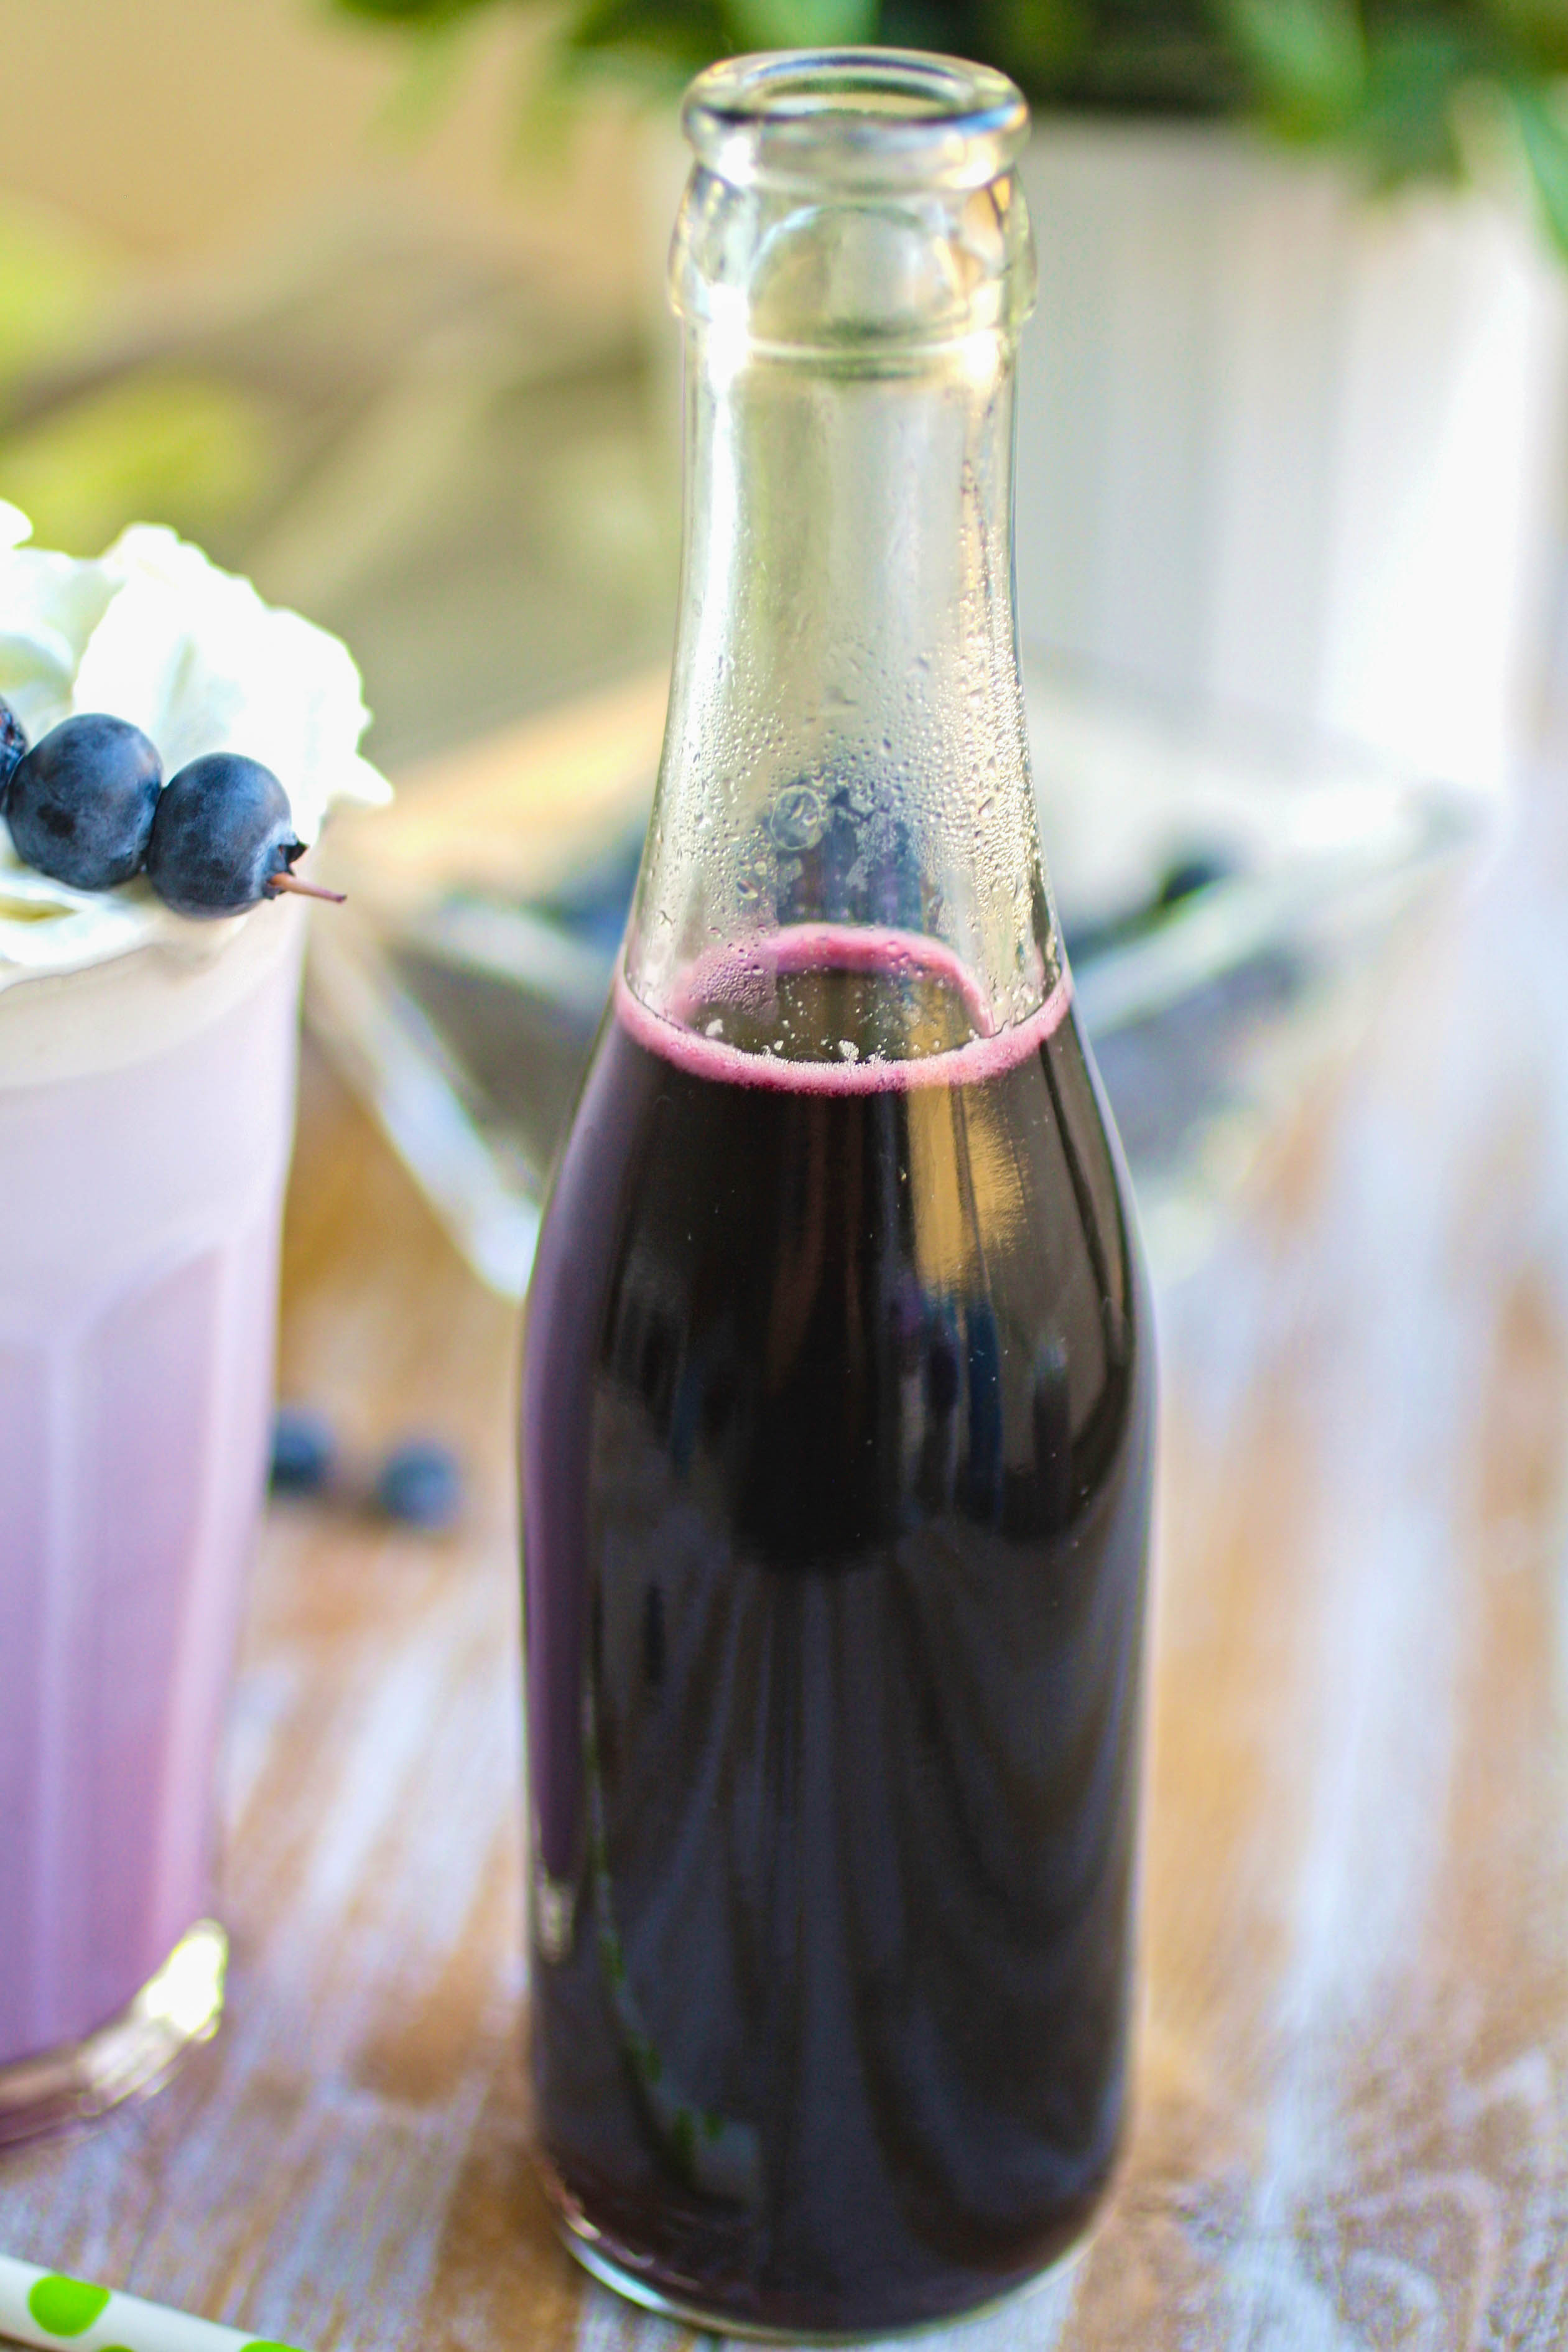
[146,753,304,918]
[0,699,27,807]
[374,1440,463,1532]
[269,1405,337,1497]
[6,714,161,889]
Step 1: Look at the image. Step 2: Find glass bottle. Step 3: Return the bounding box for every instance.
[521,49,1154,2339]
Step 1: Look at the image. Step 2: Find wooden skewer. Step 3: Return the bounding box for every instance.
[266,871,346,905]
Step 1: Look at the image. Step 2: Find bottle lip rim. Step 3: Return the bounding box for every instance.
[682,48,1030,193]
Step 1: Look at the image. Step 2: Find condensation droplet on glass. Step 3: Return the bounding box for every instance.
[769,782,827,853]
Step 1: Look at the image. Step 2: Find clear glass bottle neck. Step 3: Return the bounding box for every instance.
[626,59,1056,1054]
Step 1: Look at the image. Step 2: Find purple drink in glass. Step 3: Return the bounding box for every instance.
[524,929,1152,2333]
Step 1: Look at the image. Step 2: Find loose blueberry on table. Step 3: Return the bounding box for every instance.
[375,1439,465,1532]
[269,1406,338,1499]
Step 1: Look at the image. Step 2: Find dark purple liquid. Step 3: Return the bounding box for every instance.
[521,935,1154,2335]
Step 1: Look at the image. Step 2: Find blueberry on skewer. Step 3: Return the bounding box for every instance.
[146,752,344,917]
[6,714,160,888]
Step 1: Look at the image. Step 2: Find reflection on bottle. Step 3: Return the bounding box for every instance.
[918,1303,962,1518]
[1004,1337,1073,1539]
[642,1581,667,1693]
[963,1301,1003,1525]
[533,1854,578,1965]
[669,1349,706,1477]
[584,1702,763,2209]
[776,777,927,941]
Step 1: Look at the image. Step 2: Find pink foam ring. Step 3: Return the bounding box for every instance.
[616,924,1072,1097]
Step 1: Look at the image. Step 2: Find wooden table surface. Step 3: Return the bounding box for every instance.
[4,791,1568,2351]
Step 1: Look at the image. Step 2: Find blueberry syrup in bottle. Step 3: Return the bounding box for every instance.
[521,52,1155,2339]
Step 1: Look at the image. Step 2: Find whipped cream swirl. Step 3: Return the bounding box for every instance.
[0,504,389,990]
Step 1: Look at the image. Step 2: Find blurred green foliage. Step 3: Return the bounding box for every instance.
[1,372,274,557]
[0,206,114,379]
[330,0,1568,247]
[0,203,274,555]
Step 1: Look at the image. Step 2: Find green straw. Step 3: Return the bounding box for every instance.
[0,2256,304,2352]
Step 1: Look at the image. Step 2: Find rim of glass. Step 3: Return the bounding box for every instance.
[682,49,1030,192]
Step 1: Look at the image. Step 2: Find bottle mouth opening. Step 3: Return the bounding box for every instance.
[683,49,1030,193]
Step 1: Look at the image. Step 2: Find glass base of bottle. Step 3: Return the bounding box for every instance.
[542,2162,1093,2345]
[0,1920,227,2149]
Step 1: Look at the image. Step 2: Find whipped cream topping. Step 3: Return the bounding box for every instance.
[0,504,389,990]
